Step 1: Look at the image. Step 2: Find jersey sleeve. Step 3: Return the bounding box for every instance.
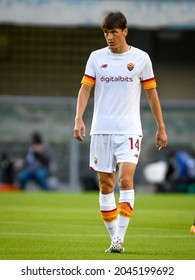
[141,53,157,90]
[81,53,96,87]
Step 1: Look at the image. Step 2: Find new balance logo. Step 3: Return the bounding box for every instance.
[100,64,108,68]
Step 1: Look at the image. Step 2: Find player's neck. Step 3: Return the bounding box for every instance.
[110,44,131,54]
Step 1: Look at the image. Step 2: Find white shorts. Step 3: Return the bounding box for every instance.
[89,134,142,173]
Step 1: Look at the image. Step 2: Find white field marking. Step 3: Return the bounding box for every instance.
[0,232,191,238]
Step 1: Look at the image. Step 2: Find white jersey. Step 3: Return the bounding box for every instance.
[81,46,156,135]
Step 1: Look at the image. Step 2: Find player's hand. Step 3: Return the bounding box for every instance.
[155,128,168,150]
[74,118,86,142]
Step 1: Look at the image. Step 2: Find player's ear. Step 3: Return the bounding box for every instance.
[123,27,128,37]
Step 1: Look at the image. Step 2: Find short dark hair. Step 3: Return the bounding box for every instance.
[102,11,127,31]
[31,132,43,144]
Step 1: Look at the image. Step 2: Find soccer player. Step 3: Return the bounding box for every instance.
[74,11,168,253]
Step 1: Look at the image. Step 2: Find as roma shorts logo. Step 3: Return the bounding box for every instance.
[94,157,98,164]
[127,63,134,71]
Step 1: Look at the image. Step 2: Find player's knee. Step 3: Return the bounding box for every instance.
[98,172,115,194]
[119,175,133,189]
[99,180,114,194]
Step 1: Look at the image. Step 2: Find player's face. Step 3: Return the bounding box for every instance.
[103,28,128,53]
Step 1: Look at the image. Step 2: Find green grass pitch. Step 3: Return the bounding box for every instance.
[0,191,194,260]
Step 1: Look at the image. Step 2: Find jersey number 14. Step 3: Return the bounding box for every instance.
[129,137,140,151]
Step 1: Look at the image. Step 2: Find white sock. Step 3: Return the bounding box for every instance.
[99,192,117,239]
[114,189,135,242]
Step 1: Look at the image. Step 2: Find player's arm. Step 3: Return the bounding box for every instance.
[145,88,168,150]
[74,84,92,141]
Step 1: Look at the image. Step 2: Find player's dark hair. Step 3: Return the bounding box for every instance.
[31,132,43,144]
[102,11,127,31]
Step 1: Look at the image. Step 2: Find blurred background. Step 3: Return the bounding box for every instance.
[0,0,195,193]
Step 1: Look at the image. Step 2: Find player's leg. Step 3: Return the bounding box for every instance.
[89,134,119,249]
[89,135,118,239]
[114,162,136,241]
[107,135,141,253]
[98,171,117,239]
[105,163,136,253]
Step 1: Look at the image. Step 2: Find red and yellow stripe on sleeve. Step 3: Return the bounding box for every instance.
[81,74,96,87]
[141,77,157,90]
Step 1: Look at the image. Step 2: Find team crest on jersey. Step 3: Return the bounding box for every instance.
[94,157,98,164]
[127,63,134,71]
